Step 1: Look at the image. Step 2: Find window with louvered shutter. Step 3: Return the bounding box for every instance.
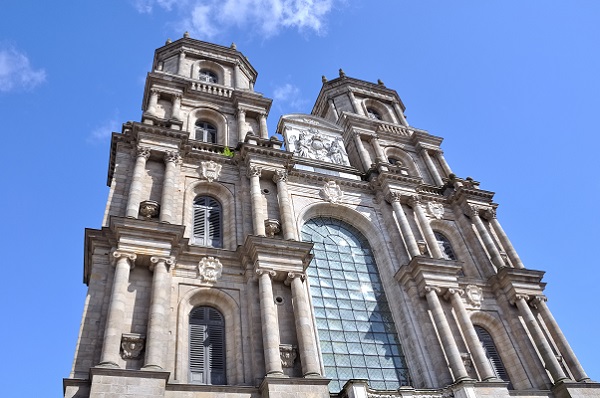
[475,325,510,383]
[193,196,222,248]
[434,232,457,261]
[190,307,226,385]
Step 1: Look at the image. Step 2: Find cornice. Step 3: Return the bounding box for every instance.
[288,168,370,190]
[154,37,257,79]
[448,185,496,205]
[312,74,406,116]
[239,235,314,281]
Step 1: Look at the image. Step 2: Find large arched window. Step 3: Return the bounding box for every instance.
[195,121,217,143]
[193,196,222,247]
[474,325,510,383]
[301,217,410,391]
[434,231,456,260]
[189,306,226,385]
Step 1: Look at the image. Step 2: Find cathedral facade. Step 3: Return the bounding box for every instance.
[64,35,598,398]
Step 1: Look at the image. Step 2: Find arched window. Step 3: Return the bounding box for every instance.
[195,121,217,143]
[388,157,402,166]
[193,196,222,247]
[189,306,226,385]
[198,69,218,83]
[301,217,410,392]
[434,231,456,260]
[367,107,382,120]
[474,326,510,383]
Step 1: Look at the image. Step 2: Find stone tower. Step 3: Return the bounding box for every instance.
[64,36,598,398]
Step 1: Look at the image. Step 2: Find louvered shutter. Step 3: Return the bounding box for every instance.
[475,326,510,382]
[193,197,222,248]
[189,307,226,385]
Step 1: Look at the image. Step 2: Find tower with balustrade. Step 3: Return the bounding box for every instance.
[63,34,598,398]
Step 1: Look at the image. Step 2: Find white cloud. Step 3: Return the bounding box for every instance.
[88,117,120,143]
[273,83,308,110]
[0,47,46,93]
[133,0,337,39]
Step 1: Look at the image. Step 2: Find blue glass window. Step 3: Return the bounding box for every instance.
[301,217,410,391]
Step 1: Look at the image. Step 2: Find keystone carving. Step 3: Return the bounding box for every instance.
[320,180,343,204]
[427,202,445,220]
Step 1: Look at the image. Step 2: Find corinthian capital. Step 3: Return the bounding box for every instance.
[468,204,483,218]
[248,165,262,178]
[164,150,182,164]
[483,208,497,220]
[273,169,288,183]
[407,194,421,207]
[136,146,151,159]
[388,191,402,203]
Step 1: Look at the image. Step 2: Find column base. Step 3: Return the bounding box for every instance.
[142,364,163,370]
[303,372,323,378]
[96,361,119,368]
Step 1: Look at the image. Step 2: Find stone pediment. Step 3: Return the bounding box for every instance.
[278,114,349,166]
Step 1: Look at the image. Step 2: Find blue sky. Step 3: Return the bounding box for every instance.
[1,1,599,396]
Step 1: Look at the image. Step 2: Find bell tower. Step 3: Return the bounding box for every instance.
[64,35,597,398]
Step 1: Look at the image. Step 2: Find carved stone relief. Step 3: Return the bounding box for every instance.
[200,160,222,182]
[120,333,145,359]
[279,344,297,368]
[464,285,483,308]
[427,202,445,220]
[197,256,223,284]
[287,127,350,166]
[320,181,343,204]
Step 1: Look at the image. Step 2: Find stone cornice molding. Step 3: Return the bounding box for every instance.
[287,169,369,191]
[395,256,462,297]
[489,267,546,306]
